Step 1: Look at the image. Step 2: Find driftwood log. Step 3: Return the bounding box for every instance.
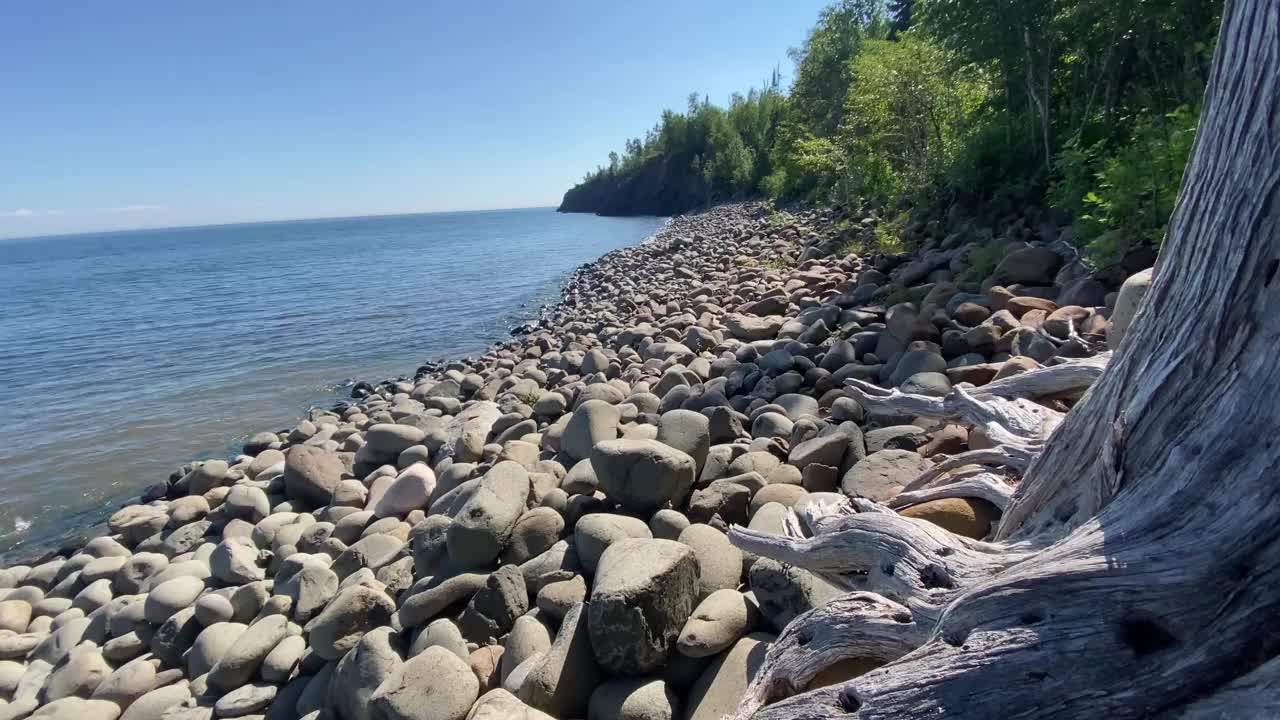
[727,1,1280,716]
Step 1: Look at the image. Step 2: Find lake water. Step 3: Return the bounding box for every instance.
[0,208,666,558]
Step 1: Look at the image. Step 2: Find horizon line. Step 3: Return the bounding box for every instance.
[0,204,563,243]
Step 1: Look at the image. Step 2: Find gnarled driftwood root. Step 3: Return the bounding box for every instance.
[725,592,929,720]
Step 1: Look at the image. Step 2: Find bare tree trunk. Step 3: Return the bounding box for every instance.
[728,1,1280,717]
[1024,27,1052,174]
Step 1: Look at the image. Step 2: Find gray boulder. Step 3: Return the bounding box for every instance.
[535,575,587,621]
[686,481,751,527]
[331,533,404,579]
[193,593,235,626]
[518,541,585,597]
[372,463,436,518]
[995,245,1063,285]
[1109,267,1154,349]
[118,682,193,720]
[284,446,345,507]
[223,484,271,522]
[207,614,288,692]
[678,589,761,658]
[500,508,565,566]
[888,350,947,387]
[591,440,696,516]
[500,614,554,685]
[457,565,529,644]
[329,626,402,720]
[89,657,157,709]
[588,678,679,720]
[114,553,169,595]
[649,509,691,541]
[841,449,932,502]
[749,558,840,632]
[562,400,621,463]
[148,608,200,668]
[519,602,600,718]
[788,431,862,471]
[261,634,306,683]
[469,689,556,720]
[589,539,699,675]
[144,576,205,624]
[305,585,395,660]
[275,556,339,623]
[397,573,487,628]
[574,514,652,574]
[43,643,111,701]
[446,461,531,567]
[656,410,710,474]
[444,401,502,463]
[683,633,773,720]
[369,646,479,720]
[210,536,265,585]
[409,515,452,576]
[561,459,599,496]
[186,622,247,678]
[365,423,428,458]
[214,683,277,717]
[676,524,742,601]
[411,618,468,660]
[723,314,785,341]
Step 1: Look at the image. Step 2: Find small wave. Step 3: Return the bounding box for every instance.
[13,517,30,534]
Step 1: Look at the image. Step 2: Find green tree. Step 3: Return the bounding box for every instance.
[765,0,889,202]
[561,0,1221,269]
[886,0,913,37]
[839,34,991,201]
[787,0,887,137]
[704,113,756,195]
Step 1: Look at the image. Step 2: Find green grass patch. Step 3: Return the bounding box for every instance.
[959,234,1004,284]
[875,283,930,307]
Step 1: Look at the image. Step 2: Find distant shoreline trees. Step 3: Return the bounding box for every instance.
[559,0,1222,270]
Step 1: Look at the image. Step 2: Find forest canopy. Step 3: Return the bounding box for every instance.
[558,0,1222,269]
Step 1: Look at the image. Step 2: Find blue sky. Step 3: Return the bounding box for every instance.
[0,1,829,239]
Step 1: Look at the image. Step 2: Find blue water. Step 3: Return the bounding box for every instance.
[0,208,666,557]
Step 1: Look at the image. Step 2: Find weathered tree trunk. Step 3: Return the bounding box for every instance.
[727,1,1280,717]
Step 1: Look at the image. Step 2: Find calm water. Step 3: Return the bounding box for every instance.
[0,208,666,558]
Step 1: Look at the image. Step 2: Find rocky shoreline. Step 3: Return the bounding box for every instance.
[0,201,1143,720]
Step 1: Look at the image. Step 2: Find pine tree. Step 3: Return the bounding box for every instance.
[887,0,913,38]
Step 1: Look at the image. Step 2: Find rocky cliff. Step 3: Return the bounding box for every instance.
[557,154,709,217]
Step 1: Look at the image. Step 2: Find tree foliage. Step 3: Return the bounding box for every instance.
[786,0,887,138]
[918,0,1220,264]
[561,0,1222,266]
[840,35,989,202]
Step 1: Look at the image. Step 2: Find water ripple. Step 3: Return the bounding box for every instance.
[0,208,665,558]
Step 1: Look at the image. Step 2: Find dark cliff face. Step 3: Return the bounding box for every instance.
[558,154,709,217]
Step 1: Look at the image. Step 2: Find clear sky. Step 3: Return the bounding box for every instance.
[0,1,830,239]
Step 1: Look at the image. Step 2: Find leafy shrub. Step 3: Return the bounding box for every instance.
[760,256,790,272]
[959,235,1005,284]
[947,115,1044,202]
[1051,105,1200,268]
[838,211,908,257]
[765,209,793,232]
[764,130,848,204]
[871,212,908,254]
[876,283,930,307]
